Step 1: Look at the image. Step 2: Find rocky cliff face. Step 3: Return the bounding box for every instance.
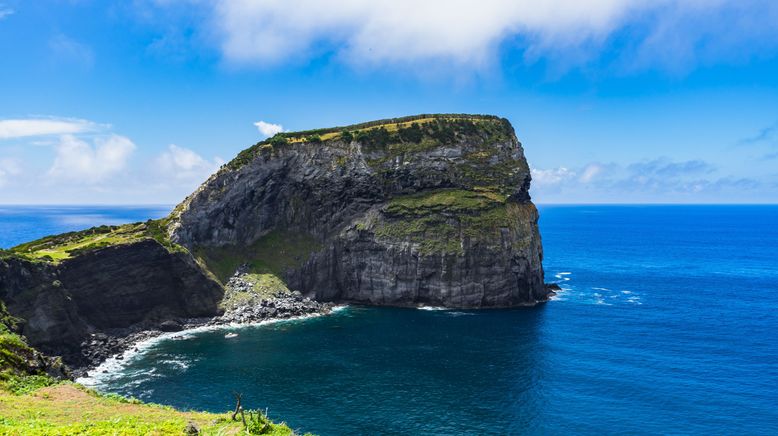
[0,240,223,365]
[0,114,547,367]
[170,114,547,307]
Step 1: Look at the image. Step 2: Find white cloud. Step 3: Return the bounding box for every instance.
[0,158,21,187]
[531,166,576,187]
[155,144,224,182]
[0,5,13,20]
[579,163,604,183]
[254,120,284,137]
[186,0,778,73]
[529,158,767,202]
[0,118,98,139]
[47,134,136,183]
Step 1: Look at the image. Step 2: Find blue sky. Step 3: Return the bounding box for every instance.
[1,1,777,204]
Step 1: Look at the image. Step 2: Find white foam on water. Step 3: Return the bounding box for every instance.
[554,272,572,282]
[77,305,349,388]
[446,311,476,317]
[593,287,610,291]
[621,290,633,295]
[417,306,448,311]
[627,296,642,305]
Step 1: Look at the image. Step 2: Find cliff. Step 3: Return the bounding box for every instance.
[170,114,547,307]
[0,113,548,368]
[0,221,223,365]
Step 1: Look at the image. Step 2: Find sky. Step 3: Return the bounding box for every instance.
[1,1,778,204]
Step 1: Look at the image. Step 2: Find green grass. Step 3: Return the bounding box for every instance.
[221,273,291,311]
[384,188,505,217]
[223,114,513,171]
[0,382,302,435]
[195,230,321,283]
[374,189,522,255]
[0,300,306,435]
[10,219,185,263]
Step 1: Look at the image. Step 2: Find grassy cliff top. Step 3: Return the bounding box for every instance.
[8,219,181,263]
[226,113,514,170]
[279,113,508,142]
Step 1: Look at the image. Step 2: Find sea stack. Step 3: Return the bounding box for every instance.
[169,114,547,307]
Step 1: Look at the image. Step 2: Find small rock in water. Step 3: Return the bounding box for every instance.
[159,320,183,332]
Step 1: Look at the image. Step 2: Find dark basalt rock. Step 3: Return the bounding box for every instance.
[159,320,183,332]
[170,114,548,308]
[0,240,223,366]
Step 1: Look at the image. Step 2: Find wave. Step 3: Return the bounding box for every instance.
[554,272,572,282]
[76,305,350,388]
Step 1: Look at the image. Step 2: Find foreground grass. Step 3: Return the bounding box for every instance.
[1,302,305,435]
[0,381,299,435]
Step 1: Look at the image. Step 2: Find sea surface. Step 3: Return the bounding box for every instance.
[3,205,778,435]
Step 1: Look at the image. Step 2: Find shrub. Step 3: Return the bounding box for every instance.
[269,135,288,146]
[398,123,423,143]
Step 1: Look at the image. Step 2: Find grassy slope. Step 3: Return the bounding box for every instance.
[0,383,247,435]
[0,302,302,435]
[195,229,321,284]
[373,188,517,256]
[8,219,182,263]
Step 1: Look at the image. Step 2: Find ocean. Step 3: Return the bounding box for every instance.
[2,205,777,435]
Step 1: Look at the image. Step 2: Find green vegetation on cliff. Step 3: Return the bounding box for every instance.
[195,229,321,283]
[224,114,514,171]
[373,188,521,256]
[220,273,291,311]
[10,219,184,263]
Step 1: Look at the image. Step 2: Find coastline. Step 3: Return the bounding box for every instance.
[73,282,560,382]
[73,295,342,382]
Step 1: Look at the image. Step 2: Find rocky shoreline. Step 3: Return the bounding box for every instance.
[75,290,334,379]
[71,281,560,379]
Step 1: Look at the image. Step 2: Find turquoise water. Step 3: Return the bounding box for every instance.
[3,205,778,434]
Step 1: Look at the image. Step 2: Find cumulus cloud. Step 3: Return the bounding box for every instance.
[154,144,224,182]
[47,134,136,183]
[254,120,284,137]
[142,0,778,74]
[0,158,21,187]
[531,166,577,187]
[531,162,608,188]
[0,118,99,139]
[530,157,761,202]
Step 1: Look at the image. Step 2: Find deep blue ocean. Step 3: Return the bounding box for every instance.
[2,205,777,435]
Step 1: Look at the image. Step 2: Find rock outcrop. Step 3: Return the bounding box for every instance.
[170,114,547,307]
[0,240,223,365]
